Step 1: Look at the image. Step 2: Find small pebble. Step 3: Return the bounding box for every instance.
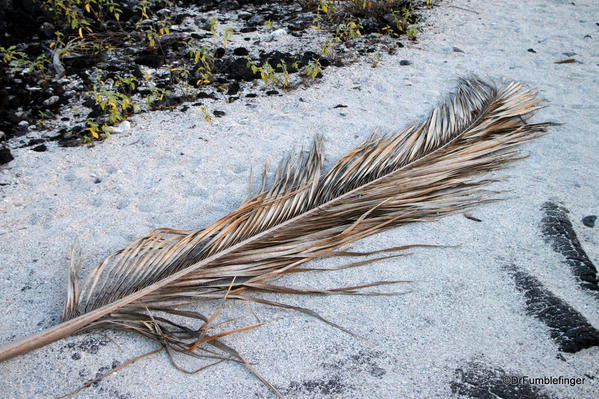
[399,60,412,66]
[107,121,131,134]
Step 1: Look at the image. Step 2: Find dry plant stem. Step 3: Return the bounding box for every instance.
[0,78,555,368]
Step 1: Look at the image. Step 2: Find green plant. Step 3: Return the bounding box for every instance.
[168,64,190,85]
[246,58,298,89]
[43,0,124,37]
[91,82,131,121]
[335,19,362,41]
[189,46,214,86]
[306,0,422,39]
[146,86,172,107]
[372,52,381,68]
[406,25,417,39]
[385,6,420,37]
[223,27,234,46]
[209,17,218,36]
[0,46,50,74]
[303,59,324,80]
[276,60,299,89]
[246,58,275,85]
[321,37,335,57]
[86,120,109,140]
[86,73,139,138]
[115,74,138,93]
[135,0,171,47]
[199,106,213,123]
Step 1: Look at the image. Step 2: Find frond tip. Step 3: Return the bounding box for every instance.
[0,77,556,395]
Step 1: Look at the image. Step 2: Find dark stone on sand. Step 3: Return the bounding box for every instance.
[0,148,13,164]
[582,215,596,228]
[227,81,240,95]
[215,47,226,58]
[233,47,249,56]
[220,57,260,81]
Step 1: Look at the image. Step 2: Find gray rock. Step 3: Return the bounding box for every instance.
[248,15,265,25]
[43,96,60,107]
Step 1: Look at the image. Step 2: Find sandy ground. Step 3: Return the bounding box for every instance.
[1,0,598,398]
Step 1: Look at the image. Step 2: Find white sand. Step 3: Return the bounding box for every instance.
[1,0,598,398]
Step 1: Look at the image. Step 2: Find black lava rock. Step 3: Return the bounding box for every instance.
[196,92,216,99]
[219,0,240,11]
[213,110,226,117]
[32,144,47,152]
[233,47,249,56]
[134,53,164,68]
[227,81,240,95]
[0,148,13,164]
[582,215,596,228]
[220,58,260,81]
[215,47,226,58]
[399,60,412,66]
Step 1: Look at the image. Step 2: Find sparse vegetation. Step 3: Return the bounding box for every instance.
[303,59,324,80]
[306,0,426,39]
[0,0,434,150]
[246,58,301,89]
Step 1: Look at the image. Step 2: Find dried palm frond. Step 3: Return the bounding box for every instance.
[0,77,554,393]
